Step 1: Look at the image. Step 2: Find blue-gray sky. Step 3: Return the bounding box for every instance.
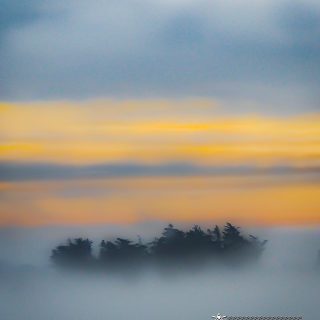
[0,0,319,114]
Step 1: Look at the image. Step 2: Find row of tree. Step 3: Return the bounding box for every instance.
[51,223,267,272]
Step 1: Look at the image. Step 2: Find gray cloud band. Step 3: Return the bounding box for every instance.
[0,162,319,182]
[0,0,319,114]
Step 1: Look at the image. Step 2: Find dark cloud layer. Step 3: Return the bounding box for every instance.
[0,0,319,114]
[1,161,319,182]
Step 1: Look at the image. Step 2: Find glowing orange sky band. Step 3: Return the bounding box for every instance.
[0,100,319,166]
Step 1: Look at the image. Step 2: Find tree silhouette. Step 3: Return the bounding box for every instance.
[221,223,267,265]
[211,225,223,251]
[99,237,147,271]
[184,225,212,256]
[51,223,267,272]
[51,238,94,269]
[150,224,186,262]
[222,222,247,250]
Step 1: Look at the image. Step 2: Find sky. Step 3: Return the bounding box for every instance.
[0,0,319,227]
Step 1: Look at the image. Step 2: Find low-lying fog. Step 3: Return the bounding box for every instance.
[0,224,319,320]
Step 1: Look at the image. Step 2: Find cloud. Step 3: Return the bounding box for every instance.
[0,0,319,113]
[0,161,319,182]
[1,101,319,165]
[1,171,320,227]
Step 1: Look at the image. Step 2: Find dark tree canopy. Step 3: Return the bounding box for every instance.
[51,238,94,269]
[99,238,147,270]
[51,223,267,272]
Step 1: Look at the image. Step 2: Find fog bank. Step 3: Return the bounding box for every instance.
[0,224,319,320]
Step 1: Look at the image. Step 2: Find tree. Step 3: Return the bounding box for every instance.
[221,223,267,265]
[51,222,267,272]
[222,222,247,251]
[185,225,212,255]
[51,238,94,269]
[150,224,186,260]
[207,225,223,253]
[99,237,147,271]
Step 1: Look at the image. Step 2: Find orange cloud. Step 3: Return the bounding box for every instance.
[1,99,319,227]
[0,100,319,166]
[0,176,319,227]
